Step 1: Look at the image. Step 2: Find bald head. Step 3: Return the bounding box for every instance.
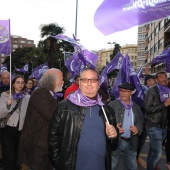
[1,71,10,85]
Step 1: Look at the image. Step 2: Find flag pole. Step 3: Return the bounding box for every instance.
[9,19,12,98]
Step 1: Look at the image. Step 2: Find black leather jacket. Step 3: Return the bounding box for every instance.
[48,100,118,170]
[144,85,168,128]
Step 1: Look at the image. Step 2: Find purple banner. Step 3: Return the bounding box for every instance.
[15,63,29,73]
[152,48,170,72]
[0,20,11,55]
[0,63,7,73]
[112,53,144,107]
[29,62,49,79]
[100,52,124,86]
[94,1,170,35]
[52,34,98,76]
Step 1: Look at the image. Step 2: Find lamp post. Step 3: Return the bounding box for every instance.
[107,42,116,49]
[75,0,78,37]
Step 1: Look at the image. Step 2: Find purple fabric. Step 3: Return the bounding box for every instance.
[29,62,49,79]
[100,52,124,88]
[51,34,98,77]
[112,53,144,107]
[152,48,170,72]
[67,89,104,107]
[0,63,7,73]
[0,20,11,55]
[137,65,144,79]
[157,83,170,102]
[52,92,63,100]
[94,1,170,35]
[13,91,25,100]
[15,63,29,73]
[25,89,32,95]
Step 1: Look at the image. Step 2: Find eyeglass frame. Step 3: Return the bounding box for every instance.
[80,78,98,83]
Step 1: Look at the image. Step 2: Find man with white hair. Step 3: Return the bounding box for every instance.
[18,68,64,170]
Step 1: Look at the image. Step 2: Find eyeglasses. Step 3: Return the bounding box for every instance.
[80,78,98,83]
[119,89,131,93]
[15,81,25,85]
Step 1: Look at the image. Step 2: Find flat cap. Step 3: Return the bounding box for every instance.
[118,82,135,91]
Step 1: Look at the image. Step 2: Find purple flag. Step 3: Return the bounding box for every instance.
[0,63,7,73]
[112,53,144,107]
[94,1,170,35]
[152,48,170,72]
[137,65,144,79]
[29,62,49,79]
[100,52,124,87]
[15,63,29,73]
[52,34,98,76]
[0,20,11,55]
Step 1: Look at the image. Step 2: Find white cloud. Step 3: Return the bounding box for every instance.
[0,0,138,51]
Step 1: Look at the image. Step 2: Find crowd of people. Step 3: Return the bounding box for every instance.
[0,68,170,170]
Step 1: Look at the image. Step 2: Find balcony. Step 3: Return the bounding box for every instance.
[164,40,170,49]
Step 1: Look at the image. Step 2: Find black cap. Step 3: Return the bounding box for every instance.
[144,75,155,85]
[118,82,135,91]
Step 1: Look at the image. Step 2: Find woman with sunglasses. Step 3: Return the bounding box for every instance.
[0,75,30,170]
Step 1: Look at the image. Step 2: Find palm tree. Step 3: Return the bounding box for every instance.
[39,23,65,68]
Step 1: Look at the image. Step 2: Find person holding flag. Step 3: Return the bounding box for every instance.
[0,75,30,170]
[48,68,118,170]
[109,82,144,170]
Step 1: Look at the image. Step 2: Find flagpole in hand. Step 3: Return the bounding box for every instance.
[101,106,110,125]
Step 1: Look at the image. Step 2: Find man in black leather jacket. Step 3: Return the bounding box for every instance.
[48,68,118,170]
[144,71,170,170]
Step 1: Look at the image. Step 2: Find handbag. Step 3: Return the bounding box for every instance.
[0,99,20,128]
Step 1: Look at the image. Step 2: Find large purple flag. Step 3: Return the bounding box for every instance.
[0,63,7,73]
[51,34,98,76]
[15,63,29,73]
[100,52,124,86]
[152,48,170,72]
[29,62,49,79]
[0,20,11,55]
[94,1,170,35]
[112,53,144,107]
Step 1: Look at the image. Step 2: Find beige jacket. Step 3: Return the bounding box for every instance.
[0,91,30,130]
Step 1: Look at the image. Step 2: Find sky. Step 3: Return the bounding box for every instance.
[0,0,138,51]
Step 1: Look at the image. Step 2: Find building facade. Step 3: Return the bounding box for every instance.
[120,44,137,71]
[137,17,170,75]
[0,35,35,65]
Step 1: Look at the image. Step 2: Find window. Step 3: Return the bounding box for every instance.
[28,41,32,44]
[20,40,25,43]
[158,38,164,48]
[150,47,154,55]
[159,20,164,30]
[155,27,159,35]
[154,43,158,52]
[13,44,18,48]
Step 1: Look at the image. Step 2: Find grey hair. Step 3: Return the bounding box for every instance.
[0,70,10,77]
[39,73,58,91]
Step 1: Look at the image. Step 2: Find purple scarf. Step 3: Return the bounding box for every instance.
[25,89,32,95]
[117,97,133,116]
[53,92,63,100]
[13,91,25,100]
[157,83,170,102]
[67,89,104,107]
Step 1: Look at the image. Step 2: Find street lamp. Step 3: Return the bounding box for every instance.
[107,42,116,49]
[75,0,78,37]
